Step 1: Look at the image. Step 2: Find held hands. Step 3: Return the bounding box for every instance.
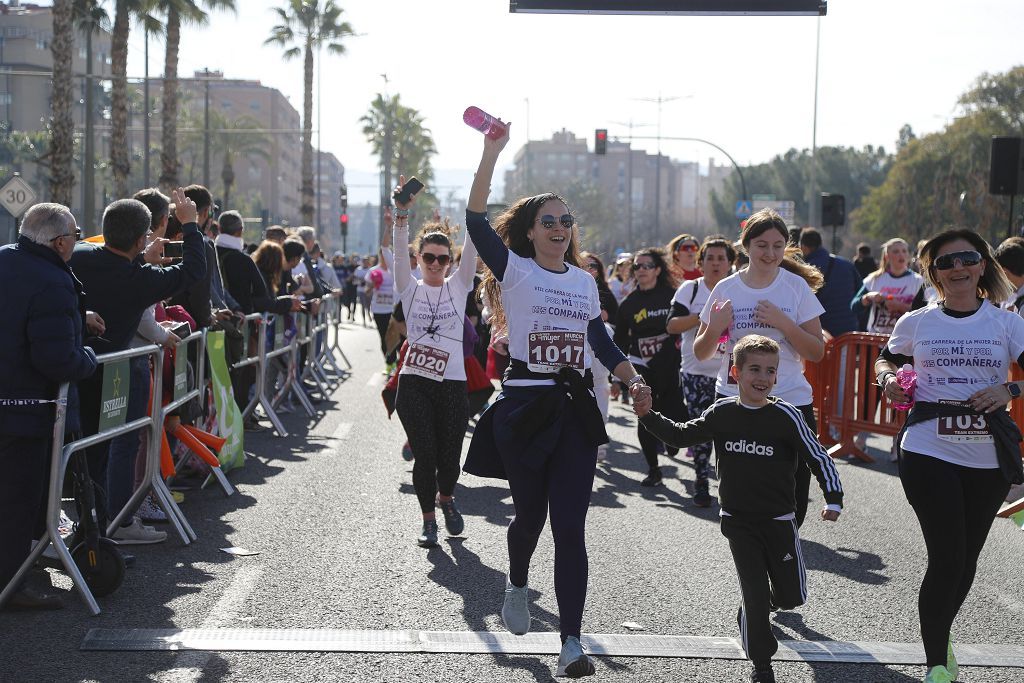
[171,187,199,225]
[821,508,840,522]
[629,381,652,417]
[969,383,1013,413]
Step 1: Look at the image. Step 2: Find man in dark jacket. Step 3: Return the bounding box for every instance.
[799,228,861,338]
[0,203,98,611]
[70,189,206,530]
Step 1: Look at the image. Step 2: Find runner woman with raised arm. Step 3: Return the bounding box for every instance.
[462,124,649,680]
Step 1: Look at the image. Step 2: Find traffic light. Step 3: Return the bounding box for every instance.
[820,193,845,226]
[339,212,348,236]
[595,129,608,155]
[339,184,348,213]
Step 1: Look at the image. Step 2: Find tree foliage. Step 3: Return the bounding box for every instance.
[854,66,1024,247]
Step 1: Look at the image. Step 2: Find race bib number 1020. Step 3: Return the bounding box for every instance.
[404,343,450,382]
[527,331,585,373]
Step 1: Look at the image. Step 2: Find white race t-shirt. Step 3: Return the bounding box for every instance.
[672,277,722,379]
[501,252,601,382]
[701,269,824,406]
[398,278,470,382]
[353,266,369,292]
[863,270,923,334]
[887,301,1024,468]
[366,267,395,314]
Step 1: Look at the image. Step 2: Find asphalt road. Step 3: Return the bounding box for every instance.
[1,321,1022,683]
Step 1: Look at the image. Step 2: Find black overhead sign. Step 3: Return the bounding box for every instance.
[509,0,826,15]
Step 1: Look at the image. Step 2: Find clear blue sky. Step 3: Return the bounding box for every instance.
[119,0,1024,203]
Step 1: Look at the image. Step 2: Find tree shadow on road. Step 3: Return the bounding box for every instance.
[425,538,564,683]
[800,539,889,586]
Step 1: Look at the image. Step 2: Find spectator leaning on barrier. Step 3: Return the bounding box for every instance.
[70,190,207,534]
[0,203,98,611]
[798,227,861,338]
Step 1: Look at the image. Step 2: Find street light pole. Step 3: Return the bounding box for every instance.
[202,68,210,190]
[633,93,689,242]
[808,15,821,228]
[143,32,150,188]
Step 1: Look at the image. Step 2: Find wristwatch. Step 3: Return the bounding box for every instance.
[1006,382,1021,399]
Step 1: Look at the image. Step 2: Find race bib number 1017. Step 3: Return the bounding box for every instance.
[527,331,585,373]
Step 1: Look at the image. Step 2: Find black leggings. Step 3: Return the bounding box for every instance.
[373,313,397,364]
[899,450,1009,667]
[637,365,687,469]
[718,395,814,526]
[495,397,597,641]
[395,374,468,514]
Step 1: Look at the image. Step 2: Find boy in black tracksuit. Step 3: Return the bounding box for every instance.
[634,334,844,683]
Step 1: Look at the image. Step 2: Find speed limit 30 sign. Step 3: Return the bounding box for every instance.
[0,175,37,218]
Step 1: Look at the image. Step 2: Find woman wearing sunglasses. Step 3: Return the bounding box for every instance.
[462,124,649,679]
[614,248,686,486]
[875,229,1024,683]
[695,208,826,527]
[667,233,702,283]
[389,177,478,549]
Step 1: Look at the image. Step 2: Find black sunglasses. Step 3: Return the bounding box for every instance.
[51,228,82,242]
[536,214,575,230]
[420,253,451,266]
[933,250,982,270]
[632,261,658,271]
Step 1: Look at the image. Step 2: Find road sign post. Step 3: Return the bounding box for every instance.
[0,174,37,220]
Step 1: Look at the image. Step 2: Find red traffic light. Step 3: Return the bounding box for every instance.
[340,213,348,225]
[595,128,608,155]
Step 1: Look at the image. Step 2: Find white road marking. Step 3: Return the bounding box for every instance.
[366,372,383,387]
[331,422,352,441]
[154,565,264,683]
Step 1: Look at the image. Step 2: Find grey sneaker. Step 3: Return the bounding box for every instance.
[501,577,530,635]
[555,636,595,678]
[111,517,167,545]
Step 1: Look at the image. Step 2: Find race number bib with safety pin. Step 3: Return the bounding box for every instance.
[375,292,394,308]
[527,331,585,373]
[638,334,668,363]
[936,400,994,444]
[404,343,450,382]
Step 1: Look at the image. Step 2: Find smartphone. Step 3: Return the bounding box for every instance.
[164,241,184,258]
[170,322,191,339]
[392,176,424,205]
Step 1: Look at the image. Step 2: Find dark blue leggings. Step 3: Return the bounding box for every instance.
[494,398,597,641]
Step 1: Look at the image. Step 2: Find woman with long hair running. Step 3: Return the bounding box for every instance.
[876,229,1023,683]
[463,126,649,679]
[614,247,685,486]
[390,179,476,548]
[667,232,702,283]
[694,208,825,526]
[666,236,735,506]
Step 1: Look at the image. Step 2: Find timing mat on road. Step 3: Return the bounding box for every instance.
[80,629,1024,667]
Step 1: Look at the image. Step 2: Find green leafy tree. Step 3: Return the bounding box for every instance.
[855,66,1024,246]
[266,0,354,225]
[209,111,272,208]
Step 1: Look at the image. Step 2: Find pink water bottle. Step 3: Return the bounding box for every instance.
[712,301,731,345]
[892,363,917,411]
[463,106,507,140]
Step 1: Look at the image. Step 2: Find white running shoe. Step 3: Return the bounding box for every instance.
[555,636,595,678]
[112,517,167,545]
[501,577,531,635]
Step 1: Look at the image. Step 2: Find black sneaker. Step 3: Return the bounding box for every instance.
[417,520,439,548]
[438,498,464,536]
[694,478,713,507]
[750,663,776,683]
[640,467,663,487]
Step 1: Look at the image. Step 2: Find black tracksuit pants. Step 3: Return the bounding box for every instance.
[395,374,468,514]
[899,449,1009,667]
[722,515,807,665]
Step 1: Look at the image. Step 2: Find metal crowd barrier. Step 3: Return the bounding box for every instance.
[0,345,165,615]
[270,313,315,419]
[296,310,328,402]
[319,292,350,375]
[325,291,352,370]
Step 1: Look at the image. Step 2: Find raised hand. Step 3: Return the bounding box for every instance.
[171,187,198,225]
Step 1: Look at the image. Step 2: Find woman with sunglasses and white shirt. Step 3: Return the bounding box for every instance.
[695,208,826,527]
[876,230,1024,683]
[462,125,649,679]
[391,178,477,549]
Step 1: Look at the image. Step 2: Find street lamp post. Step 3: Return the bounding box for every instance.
[633,93,690,242]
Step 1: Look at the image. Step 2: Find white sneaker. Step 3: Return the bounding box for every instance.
[138,496,168,523]
[555,636,595,678]
[112,517,167,545]
[596,445,608,463]
[501,577,531,635]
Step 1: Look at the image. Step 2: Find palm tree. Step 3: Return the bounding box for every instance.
[207,111,271,208]
[361,93,436,193]
[265,0,353,225]
[156,0,236,192]
[73,0,109,229]
[49,0,75,207]
[110,0,160,199]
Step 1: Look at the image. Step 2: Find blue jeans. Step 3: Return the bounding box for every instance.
[105,355,151,524]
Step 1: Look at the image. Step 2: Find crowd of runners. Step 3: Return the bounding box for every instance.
[360,126,1024,683]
